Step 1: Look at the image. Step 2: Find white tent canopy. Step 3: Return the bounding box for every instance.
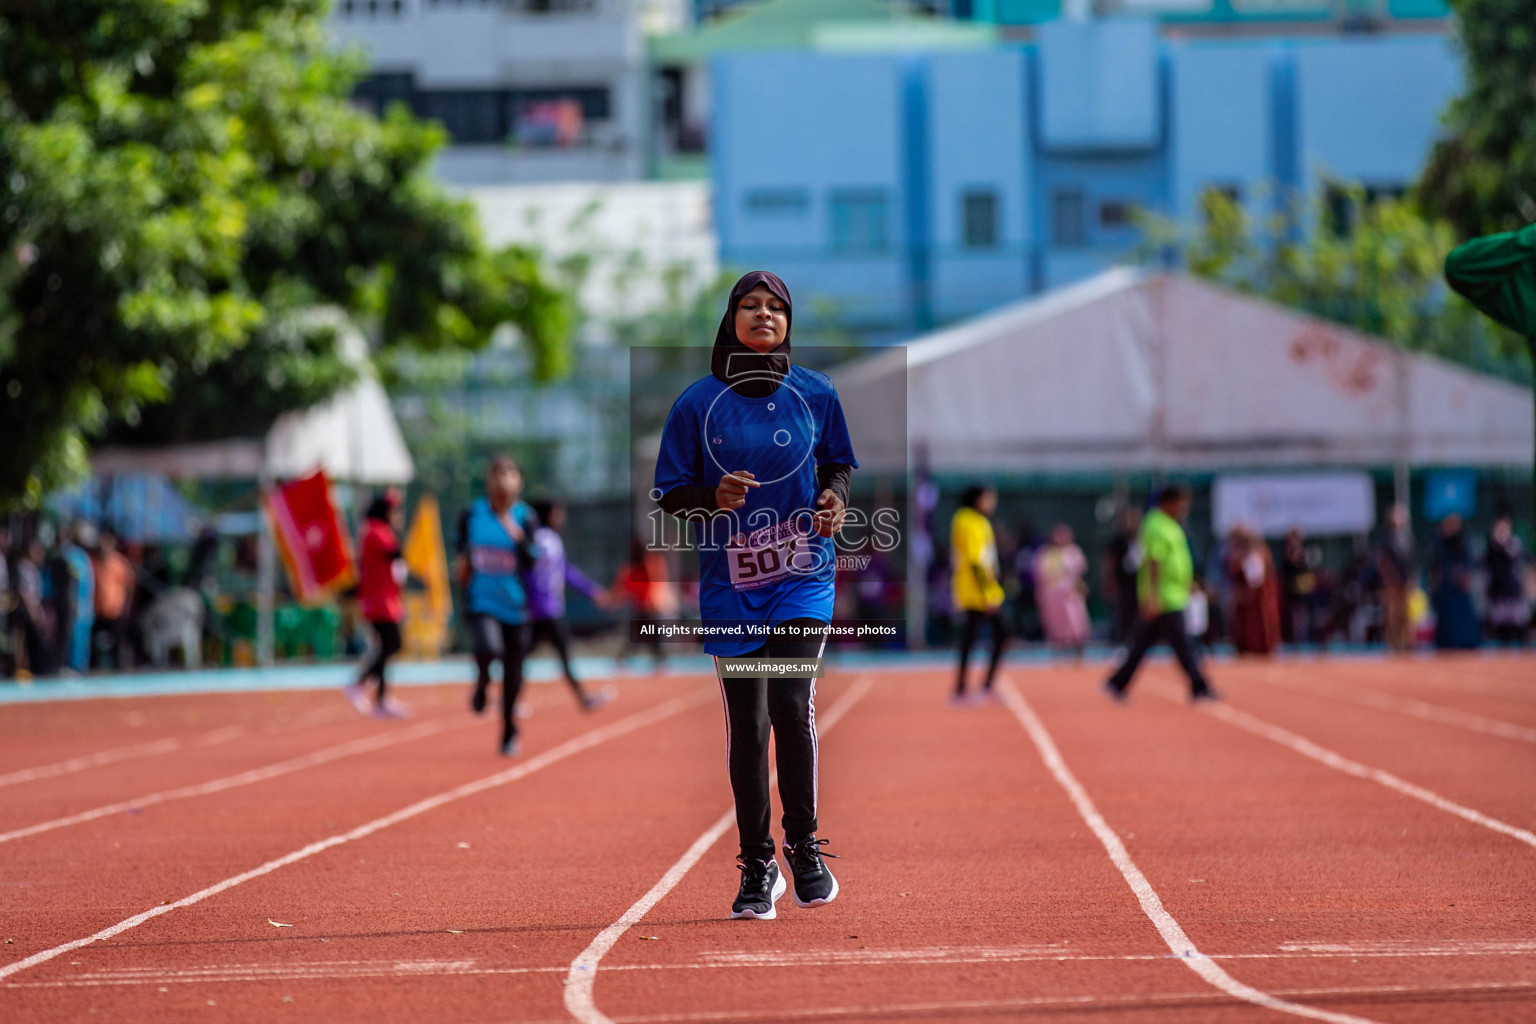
[92,313,414,485]
[834,268,1533,475]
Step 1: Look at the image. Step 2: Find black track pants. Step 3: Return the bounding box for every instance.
[1106,611,1212,697]
[955,608,1009,695]
[470,615,528,745]
[717,618,829,862]
[528,617,584,698]
[358,620,403,699]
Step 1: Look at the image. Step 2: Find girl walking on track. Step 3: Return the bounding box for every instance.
[456,455,540,756]
[950,485,1010,704]
[346,490,410,718]
[654,270,857,921]
[526,498,615,710]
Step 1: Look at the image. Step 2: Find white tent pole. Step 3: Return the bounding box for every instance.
[256,463,276,668]
[1149,275,1168,482]
[907,447,930,651]
[906,488,927,651]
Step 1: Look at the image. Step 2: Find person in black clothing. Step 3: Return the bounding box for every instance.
[1485,512,1528,645]
[15,539,54,677]
[1280,528,1316,645]
[1102,506,1142,646]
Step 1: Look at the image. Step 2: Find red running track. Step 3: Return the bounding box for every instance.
[1,654,1533,1023]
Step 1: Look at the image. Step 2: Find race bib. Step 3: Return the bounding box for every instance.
[727,520,817,592]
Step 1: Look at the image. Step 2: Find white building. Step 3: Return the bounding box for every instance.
[467,180,716,324]
[329,0,688,185]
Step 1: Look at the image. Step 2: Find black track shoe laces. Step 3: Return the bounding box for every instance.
[783,836,840,908]
[730,857,786,920]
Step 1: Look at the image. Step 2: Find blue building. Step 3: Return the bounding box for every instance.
[709,19,1461,336]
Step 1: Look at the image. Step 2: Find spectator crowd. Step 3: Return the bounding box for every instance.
[923,500,1532,656]
[1,521,141,679]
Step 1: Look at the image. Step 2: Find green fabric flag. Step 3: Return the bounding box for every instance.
[1444,223,1536,528]
[1444,223,1536,336]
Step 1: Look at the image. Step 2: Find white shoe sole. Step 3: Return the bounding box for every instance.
[792,871,839,909]
[730,868,787,920]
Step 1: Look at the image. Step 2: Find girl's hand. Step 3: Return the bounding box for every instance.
[814,489,846,538]
[716,470,758,510]
[497,510,524,543]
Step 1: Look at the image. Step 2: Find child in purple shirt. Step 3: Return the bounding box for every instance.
[528,499,615,711]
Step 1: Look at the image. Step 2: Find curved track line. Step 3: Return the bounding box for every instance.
[1183,696,1536,850]
[0,687,712,984]
[0,715,479,844]
[999,678,1383,1024]
[1269,667,1536,744]
[564,675,875,1024]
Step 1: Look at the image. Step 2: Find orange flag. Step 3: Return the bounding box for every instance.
[402,493,452,622]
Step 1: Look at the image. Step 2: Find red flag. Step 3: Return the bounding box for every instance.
[263,470,355,604]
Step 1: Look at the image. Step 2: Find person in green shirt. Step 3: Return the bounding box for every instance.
[1103,483,1217,702]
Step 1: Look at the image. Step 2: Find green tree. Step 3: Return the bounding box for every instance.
[1419,0,1536,239]
[0,0,571,507]
[1143,188,1529,381]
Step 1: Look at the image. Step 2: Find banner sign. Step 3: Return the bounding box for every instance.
[1213,472,1375,538]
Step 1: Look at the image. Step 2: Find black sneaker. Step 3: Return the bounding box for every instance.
[1190,687,1221,704]
[499,736,520,757]
[730,857,786,920]
[471,683,488,715]
[783,836,840,908]
[1100,680,1128,704]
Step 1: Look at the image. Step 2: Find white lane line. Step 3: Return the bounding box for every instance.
[1277,939,1536,955]
[1270,668,1536,744]
[0,704,354,790]
[596,980,1536,1024]
[564,675,875,1024]
[195,725,249,746]
[0,715,479,844]
[1180,695,1536,851]
[16,940,1536,988]
[999,678,1382,1024]
[0,688,711,983]
[1387,664,1536,703]
[0,738,186,789]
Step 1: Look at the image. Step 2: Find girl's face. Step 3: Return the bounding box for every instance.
[488,462,522,503]
[734,284,789,353]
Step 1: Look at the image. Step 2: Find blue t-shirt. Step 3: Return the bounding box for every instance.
[459,497,537,624]
[654,364,857,656]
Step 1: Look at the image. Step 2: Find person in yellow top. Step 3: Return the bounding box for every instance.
[1103,484,1217,702]
[950,485,1010,704]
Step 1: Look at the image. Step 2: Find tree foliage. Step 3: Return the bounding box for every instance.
[0,0,572,508]
[1144,188,1529,381]
[1419,0,1536,239]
